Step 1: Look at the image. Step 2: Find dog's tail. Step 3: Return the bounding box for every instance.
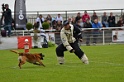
[10,50,19,54]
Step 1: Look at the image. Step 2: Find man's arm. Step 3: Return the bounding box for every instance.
[73,25,82,39]
[60,31,73,51]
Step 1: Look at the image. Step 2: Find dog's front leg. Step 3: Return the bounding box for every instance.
[40,62,45,67]
[37,59,45,67]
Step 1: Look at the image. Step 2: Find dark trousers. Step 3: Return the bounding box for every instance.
[56,41,84,59]
[85,31,91,44]
[4,22,12,36]
[92,30,100,43]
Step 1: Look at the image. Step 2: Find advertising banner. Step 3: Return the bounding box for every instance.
[14,0,27,30]
[112,30,124,42]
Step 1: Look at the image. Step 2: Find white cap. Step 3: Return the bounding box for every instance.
[25,39,28,42]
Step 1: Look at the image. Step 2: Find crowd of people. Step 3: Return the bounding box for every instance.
[35,10,124,31]
[34,11,124,45]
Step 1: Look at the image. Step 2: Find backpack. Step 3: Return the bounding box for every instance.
[1,30,6,37]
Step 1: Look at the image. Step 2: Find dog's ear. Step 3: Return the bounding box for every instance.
[39,53,45,60]
[40,53,45,57]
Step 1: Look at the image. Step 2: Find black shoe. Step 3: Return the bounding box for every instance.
[86,44,90,46]
[59,63,63,65]
[34,46,38,48]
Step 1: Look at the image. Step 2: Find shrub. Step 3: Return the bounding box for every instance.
[42,22,50,29]
[26,23,33,30]
[48,41,55,47]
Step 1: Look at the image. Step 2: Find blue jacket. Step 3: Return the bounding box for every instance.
[92,22,102,29]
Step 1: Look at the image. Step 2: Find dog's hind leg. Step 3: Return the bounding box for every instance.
[18,60,26,69]
[18,56,26,69]
[33,62,40,65]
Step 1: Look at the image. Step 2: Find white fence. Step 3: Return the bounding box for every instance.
[9,27,124,45]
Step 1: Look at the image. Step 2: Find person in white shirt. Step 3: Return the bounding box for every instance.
[56,14,63,22]
[36,14,44,30]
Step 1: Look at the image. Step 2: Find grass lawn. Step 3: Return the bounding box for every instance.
[0,44,124,82]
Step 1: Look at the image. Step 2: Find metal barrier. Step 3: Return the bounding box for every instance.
[81,27,124,45]
[9,27,124,45]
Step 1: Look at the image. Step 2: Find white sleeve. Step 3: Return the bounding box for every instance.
[60,31,73,51]
[61,17,63,22]
[36,18,39,22]
[42,18,45,22]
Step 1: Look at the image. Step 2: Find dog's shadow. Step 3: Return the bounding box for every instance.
[11,65,45,70]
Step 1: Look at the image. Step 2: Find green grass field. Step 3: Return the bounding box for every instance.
[0,44,124,82]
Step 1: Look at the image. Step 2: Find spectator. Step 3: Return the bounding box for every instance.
[3,4,12,37]
[82,11,90,23]
[52,19,57,29]
[102,12,109,27]
[75,12,81,23]
[68,17,72,24]
[117,17,124,27]
[68,17,76,25]
[91,12,98,23]
[83,19,92,46]
[46,14,52,21]
[92,18,102,45]
[108,12,116,27]
[46,14,52,27]
[56,20,63,31]
[56,14,63,23]
[75,18,83,28]
[36,14,44,30]
[71,16,75,25]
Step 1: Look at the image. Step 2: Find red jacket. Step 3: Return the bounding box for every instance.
[82,14,90,22]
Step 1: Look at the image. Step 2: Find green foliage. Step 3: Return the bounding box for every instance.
[26,23,33,30]
[42,22,50,29]
[0,45,124,82]
[48,41,55,47]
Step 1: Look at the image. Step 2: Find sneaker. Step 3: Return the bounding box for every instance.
[57,57,64,64]
[93,43,96,45]
[34,46,38,48]
[81,54,89,64]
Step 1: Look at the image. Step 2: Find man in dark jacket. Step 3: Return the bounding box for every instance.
[3,4,12,37]
[75,12,81,23]
[108,12,116,27]
[83,19,92,46]
[56,20,89,65]
[73,19,82,41]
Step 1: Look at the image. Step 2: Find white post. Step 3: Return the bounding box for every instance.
[102,29,105,45]
[23,30,24,36]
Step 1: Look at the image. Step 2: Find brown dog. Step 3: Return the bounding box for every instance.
[11,50,45,69]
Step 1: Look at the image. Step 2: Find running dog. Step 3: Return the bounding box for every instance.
[11,50,45,69]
